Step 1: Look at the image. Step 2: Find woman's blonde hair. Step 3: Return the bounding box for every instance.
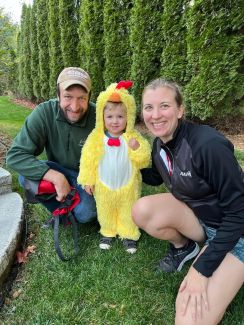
[142,78,183,107]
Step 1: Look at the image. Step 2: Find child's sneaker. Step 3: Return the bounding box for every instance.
[123,239,137,254]
[99,236,113,250]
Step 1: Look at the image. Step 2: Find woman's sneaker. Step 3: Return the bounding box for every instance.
[122,239,137,254]
[99,236,113,250]
[157,240,200,272]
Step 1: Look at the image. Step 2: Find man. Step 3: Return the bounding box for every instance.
[7,67,97,223]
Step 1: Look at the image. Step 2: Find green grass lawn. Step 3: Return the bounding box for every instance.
[0,96,243,325]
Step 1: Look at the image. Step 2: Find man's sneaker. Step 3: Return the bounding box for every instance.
[99,237,113,250]
[157,240,200,273]
[122,239,137,254]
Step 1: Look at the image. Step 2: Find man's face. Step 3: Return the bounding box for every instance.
[59,85,89,123]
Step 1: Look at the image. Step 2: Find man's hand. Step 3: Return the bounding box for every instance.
[84,185,94,195]
[43,169,71,202]
[128,138,140,150]
[178,266,209,321]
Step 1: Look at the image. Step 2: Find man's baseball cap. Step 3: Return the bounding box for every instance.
[57,67,91,93]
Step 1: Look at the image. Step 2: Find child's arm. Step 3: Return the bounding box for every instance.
[84,185,95,195]
[126,131,151,169]
[77,131,102,187]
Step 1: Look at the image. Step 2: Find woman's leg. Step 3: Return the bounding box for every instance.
[132,193,205,272]
[132,193,205,246]
[175,251,244,325]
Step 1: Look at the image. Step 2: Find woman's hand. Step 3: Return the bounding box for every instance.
[84,185,95,195]
[178,266,209,321]
[128,138,140,150]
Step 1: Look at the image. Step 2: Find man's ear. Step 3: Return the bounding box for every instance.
[88,90,91,102]
[57,85,60,99]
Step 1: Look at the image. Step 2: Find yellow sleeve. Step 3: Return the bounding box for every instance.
[125,130,151,169]
[77,130,103,186]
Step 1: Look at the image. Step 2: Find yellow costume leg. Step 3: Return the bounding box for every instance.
[95,183,118,238]
[116,184,140,241]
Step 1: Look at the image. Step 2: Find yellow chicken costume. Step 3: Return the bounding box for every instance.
[77,81,151,240]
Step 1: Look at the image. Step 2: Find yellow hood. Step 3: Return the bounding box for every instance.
[95,81,136,133]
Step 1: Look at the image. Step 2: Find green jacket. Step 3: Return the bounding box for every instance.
[6,99,96,180]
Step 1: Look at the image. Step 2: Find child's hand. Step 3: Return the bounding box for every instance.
[84,185,95,195]
[128,138,140,150]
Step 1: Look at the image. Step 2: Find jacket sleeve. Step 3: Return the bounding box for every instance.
[192,137,244,277]
[6,106,50,180]
[77,131,101,186]
[141,138,164,186]
[141,158,164,186]
[125,131,151,169]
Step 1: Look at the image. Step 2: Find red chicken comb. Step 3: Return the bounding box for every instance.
[116,80,133,90]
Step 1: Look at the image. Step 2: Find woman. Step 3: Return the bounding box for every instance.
[132,78,244,324]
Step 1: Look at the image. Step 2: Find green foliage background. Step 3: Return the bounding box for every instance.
[1,0,244,119]
[79,0,105,101]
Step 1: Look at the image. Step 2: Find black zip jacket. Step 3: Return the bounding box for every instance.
[141,120,244,277]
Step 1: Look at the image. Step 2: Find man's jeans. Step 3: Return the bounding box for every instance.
[19,161,97,223]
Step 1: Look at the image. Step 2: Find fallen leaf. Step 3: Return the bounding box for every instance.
[16,251,28,264]
[109,304,117,309]
[5,298,11,305]
[12,289,22,299]
[26,245,36,253]
[103,303,117,309]
[16,245,36,263]
[28,232,35,239]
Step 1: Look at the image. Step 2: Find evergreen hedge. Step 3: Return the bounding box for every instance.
[130,0,164,110]
[160,0,187,86]
[36,0,50,100]
[22,5,33,99]
[48,0,63,98]
[0,8,17,95]
[17,13,25,97]
[79,0,105,101]
[184,0,244,119]
[103,0,133,86]
[30,0,41,101]
[12,0,244,120]
[59,0,80,67]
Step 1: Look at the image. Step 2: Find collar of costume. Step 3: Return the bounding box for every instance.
[107,137,120,146]
[106,131,121,146]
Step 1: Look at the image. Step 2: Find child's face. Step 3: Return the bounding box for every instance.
[104,104,127,137]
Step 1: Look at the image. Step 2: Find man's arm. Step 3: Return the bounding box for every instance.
[6,105,50,180]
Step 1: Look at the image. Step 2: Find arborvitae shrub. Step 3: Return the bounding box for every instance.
[103,0,133,86]
[130,0,164,111]
[48,0,63,98]
[79,1,104,101]
[185,0,244,120]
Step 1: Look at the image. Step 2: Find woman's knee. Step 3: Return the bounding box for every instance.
[132,197,149,226]
[132,195,173,229]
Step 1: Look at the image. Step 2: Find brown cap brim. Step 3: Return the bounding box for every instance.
[59,79,90,93]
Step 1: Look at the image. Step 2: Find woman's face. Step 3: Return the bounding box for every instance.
[142,86,184,143]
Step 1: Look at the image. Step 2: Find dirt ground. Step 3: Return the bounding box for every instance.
[0,98,244,167]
